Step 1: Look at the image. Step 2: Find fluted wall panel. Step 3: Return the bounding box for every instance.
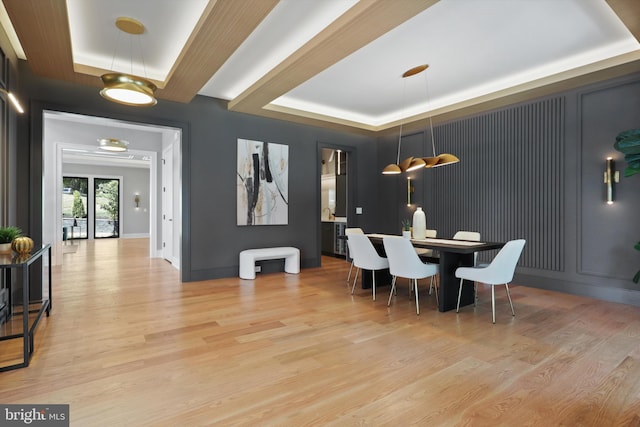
[426,97,565,271]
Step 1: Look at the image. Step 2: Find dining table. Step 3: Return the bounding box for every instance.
[364,234,505,312]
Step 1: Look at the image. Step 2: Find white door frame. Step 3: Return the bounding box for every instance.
[162,145,173,263]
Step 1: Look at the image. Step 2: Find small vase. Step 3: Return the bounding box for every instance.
[412,207,426,239]
[402,230,411,238]
[0,243,11,255]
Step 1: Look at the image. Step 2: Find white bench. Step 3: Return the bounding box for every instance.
[239,247,300,279]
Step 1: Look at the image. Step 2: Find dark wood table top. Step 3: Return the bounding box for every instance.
[366,234,505,254]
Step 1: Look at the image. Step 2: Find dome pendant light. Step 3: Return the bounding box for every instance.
[98,138,129,152]
[382,65,429,175]
[100,17,157,107]
[420,66,459,168]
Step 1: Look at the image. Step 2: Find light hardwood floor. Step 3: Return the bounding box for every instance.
[1,238,640,426]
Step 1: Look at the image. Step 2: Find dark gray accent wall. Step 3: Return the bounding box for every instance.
[16,61,379,282]
[579,78,640,282]
[377,72,640,306]
[429,97,565,271]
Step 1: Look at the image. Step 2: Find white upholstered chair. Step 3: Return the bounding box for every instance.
[344,227,364,286]
[453,230,481,242]
[455,239,526,323]
[452,230,482,301]
[414,229,437,257]
[347,234,389,301]
[415,229,438,295]
[383,236,439,315]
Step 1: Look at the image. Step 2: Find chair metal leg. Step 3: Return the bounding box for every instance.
[388,276,397,306]
[346,260,354,286]
[456,278,464,312]
[372,271,376,301]
[491,285,496,324]
[433,276,438,306]
[351,268,360,295]
[474,282,478,306]
[414,279,420,315]
[505,283,515,316]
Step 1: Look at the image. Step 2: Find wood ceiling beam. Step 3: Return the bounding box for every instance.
[607,0,640,42]
[3,0,278,103]
[157,0,278,102]
[3,0,97,87]
[228,0,439,113]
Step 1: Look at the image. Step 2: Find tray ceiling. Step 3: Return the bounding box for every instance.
[2,0,640,134]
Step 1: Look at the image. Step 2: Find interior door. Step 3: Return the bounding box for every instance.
[162,146,173,262]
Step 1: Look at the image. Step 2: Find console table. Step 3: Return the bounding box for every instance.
[0,244,52,371]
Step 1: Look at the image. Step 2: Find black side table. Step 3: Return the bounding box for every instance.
[0,244,52,371]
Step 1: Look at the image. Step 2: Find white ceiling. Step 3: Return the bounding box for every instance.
[45,110,176,167]
[2,0,640,134]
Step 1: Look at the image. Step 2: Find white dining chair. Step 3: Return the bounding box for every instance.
[453,231,481,299]
[415,229,438,296]
[414,229,437,256]
[347,234,389,301]
[344,227,364,287]
[453,230,481,242]
[455,239,526,323]
[383,236,439,315]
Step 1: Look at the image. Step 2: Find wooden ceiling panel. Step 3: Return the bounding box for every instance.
[158,0,278,102]
[608,0,640,42]
[228,0,439,113]
[3,0,98,87]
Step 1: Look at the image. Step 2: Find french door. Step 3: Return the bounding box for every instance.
[62,176,121,240]
[62,176,88,239]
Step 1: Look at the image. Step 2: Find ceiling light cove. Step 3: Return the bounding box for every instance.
[200,0,358,101]
[66,0,209,82]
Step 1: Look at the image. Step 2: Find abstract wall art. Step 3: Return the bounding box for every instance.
[237,138,289,225]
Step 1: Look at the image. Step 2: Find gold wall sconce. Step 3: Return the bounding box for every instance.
[604,157,619,205]
[0,88,24,113]
[407,177,414,206]
[134,194,140,208]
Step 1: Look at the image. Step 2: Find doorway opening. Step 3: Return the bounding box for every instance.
[43,110,182,268]
[320,147,351,259]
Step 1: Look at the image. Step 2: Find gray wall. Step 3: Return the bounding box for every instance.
[12,58,640,305]
[377,72,640,306]
[16,61,379,282]
[62,163,151,236]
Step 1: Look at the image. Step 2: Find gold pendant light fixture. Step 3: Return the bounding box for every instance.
[100,17,157,107]
[98,138,129,152]
[382,65,428,175]
[420,66,459,168]
[382,64,459,174]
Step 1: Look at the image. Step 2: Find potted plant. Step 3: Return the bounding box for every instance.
[613,129,640,283]
[0,226,22,254]
[401,219,411,238]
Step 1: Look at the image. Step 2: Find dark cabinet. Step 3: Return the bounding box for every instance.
[321,222,334,255]
[321,221,346,257]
